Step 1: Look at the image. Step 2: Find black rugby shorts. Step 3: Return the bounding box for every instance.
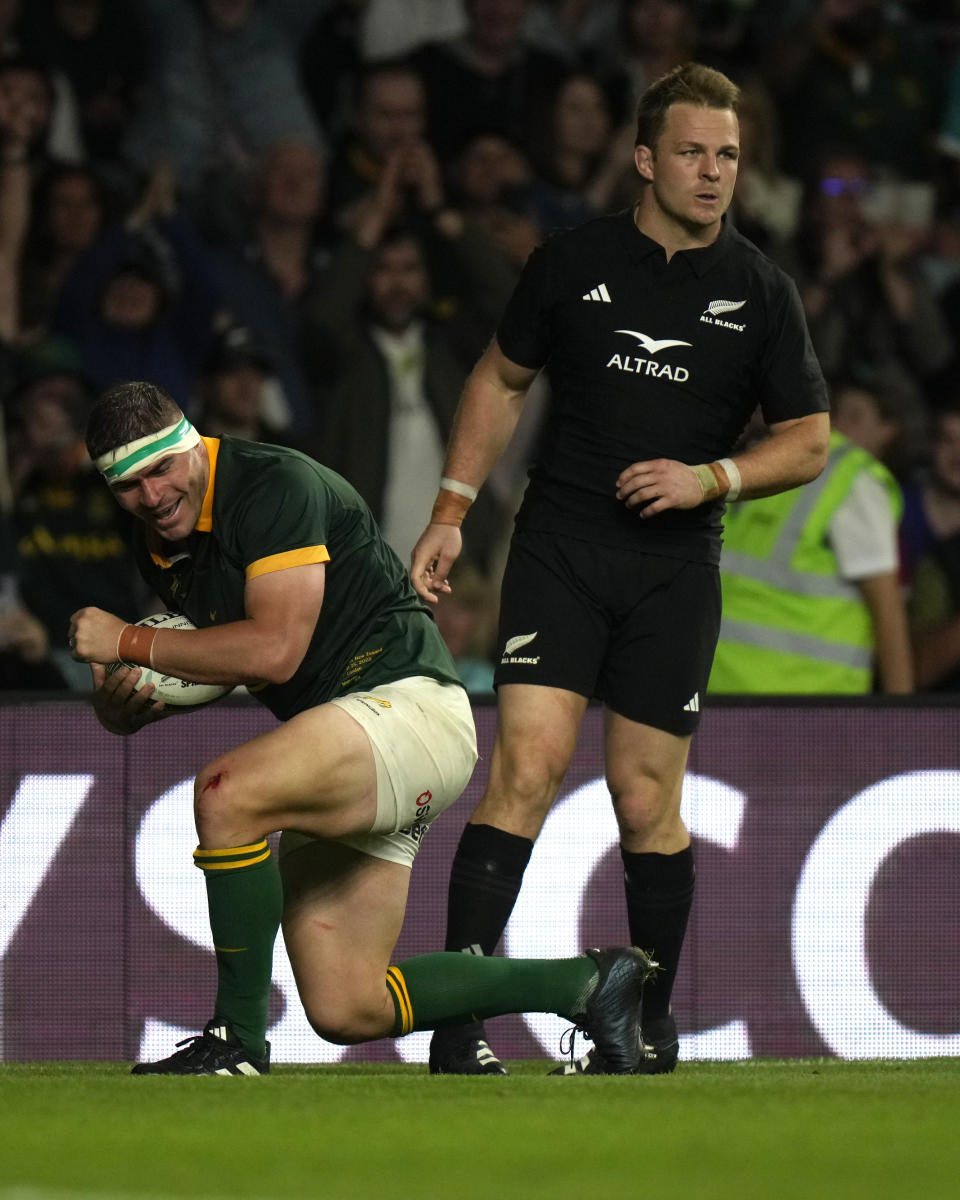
[493,529,721,735]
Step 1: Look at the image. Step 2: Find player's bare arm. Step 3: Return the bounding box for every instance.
[617,412,830,517]
[718,412,830,498]
[410,339,537,603]
[70,562,326,687]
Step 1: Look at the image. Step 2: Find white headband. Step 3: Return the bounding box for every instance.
[95,416,202,482]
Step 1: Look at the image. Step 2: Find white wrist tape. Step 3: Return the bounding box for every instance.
[717,457,741,502]
[439,476,478,502]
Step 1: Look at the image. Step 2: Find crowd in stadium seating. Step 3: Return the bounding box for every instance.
[2,0,960,694]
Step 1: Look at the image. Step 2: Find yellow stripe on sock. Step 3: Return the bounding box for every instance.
[386,966,413,1036]
[196,848,272,870]
[193,840,268,858]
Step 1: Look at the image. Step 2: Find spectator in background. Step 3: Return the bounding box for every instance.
[900,402,960,585]
[0,1,85,165]
[18,0,147,171]
[709,412,912,696]
[0,497,74,690]
[0,64,32,347]
[0,572,68,687]
[908,509,960,692]
[298,0,368,149]
[584,0,695,113]
[728,75,802,264]
[205,139,333,437]
[0,55,64,172]
[770,0,943,184]
[326,59,430,230]
[53,162,224,412]
[194,323,290,446]
[4,355,146,689]
[830,371,907,480]
[327,69,514,363]
[447,131,541,273]
[313,207,514,570]
[18,164,109,339]
[796,147,952,472]
[527,71,637,234]
[122,0,324,213]
[412,0,568,164]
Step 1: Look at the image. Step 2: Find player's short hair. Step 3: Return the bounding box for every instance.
[85,381,183,460]
[635,62,740,150]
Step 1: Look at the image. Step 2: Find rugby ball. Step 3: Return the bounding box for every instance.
[112,611,234,706]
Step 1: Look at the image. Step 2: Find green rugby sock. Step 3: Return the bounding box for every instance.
[385,952,598,1036]
[194,840,282,1057]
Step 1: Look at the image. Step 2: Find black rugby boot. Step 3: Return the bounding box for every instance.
[429,1020,509,1075]
[550,1010,679,1075]
[559,947,656,1075]
[131,1020,270,1075]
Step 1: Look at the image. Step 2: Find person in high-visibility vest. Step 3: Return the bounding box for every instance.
[710,416,913,694]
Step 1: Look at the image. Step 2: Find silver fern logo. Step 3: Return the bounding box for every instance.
[504,633,537,655]
[701,299,747,331]
[706,299,746,315]
[501,632,541,665]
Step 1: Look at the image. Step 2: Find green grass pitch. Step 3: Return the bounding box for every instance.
[1,1059,959,1200]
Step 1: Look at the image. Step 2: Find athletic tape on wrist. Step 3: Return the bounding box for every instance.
[717,457,741,502]
[430,487,472,527]
[117,623,158,669]
[94,416,202,482]
[690,463,721,502]
[439,476,478,502]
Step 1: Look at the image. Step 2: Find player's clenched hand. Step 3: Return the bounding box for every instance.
[409,523,462,604]
[89,661,165,736]
[616,458,705,517]
[69,606,128,663]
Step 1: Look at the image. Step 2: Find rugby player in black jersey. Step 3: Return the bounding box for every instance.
[411,62,831,1075]
[68,381,655,1075]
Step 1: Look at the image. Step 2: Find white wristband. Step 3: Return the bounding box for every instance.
[718,457,741,502]
[439,476,478,502]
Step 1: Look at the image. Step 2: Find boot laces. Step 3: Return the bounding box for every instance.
[559,1022,587,1065]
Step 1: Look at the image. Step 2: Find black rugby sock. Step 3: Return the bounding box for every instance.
[621,845,695,1023]
[445,822,534,956]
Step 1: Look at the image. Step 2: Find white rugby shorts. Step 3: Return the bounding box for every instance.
[279,676,477,867]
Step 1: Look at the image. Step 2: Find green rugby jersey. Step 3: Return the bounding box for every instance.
[133,437,461,720]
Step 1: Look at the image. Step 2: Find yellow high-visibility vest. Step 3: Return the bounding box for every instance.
[709,433,902,694]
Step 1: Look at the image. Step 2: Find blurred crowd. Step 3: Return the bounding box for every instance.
[3,0,960,695]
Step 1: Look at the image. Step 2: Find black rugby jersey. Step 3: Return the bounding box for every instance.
[134,437,460,720]
[497,210,829,563]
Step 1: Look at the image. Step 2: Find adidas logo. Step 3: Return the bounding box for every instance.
[475,1042,501,1067]
[582,283,611,302]
[683,693,700,712]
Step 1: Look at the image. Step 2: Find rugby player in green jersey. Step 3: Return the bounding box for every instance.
[68,380,654,1075]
